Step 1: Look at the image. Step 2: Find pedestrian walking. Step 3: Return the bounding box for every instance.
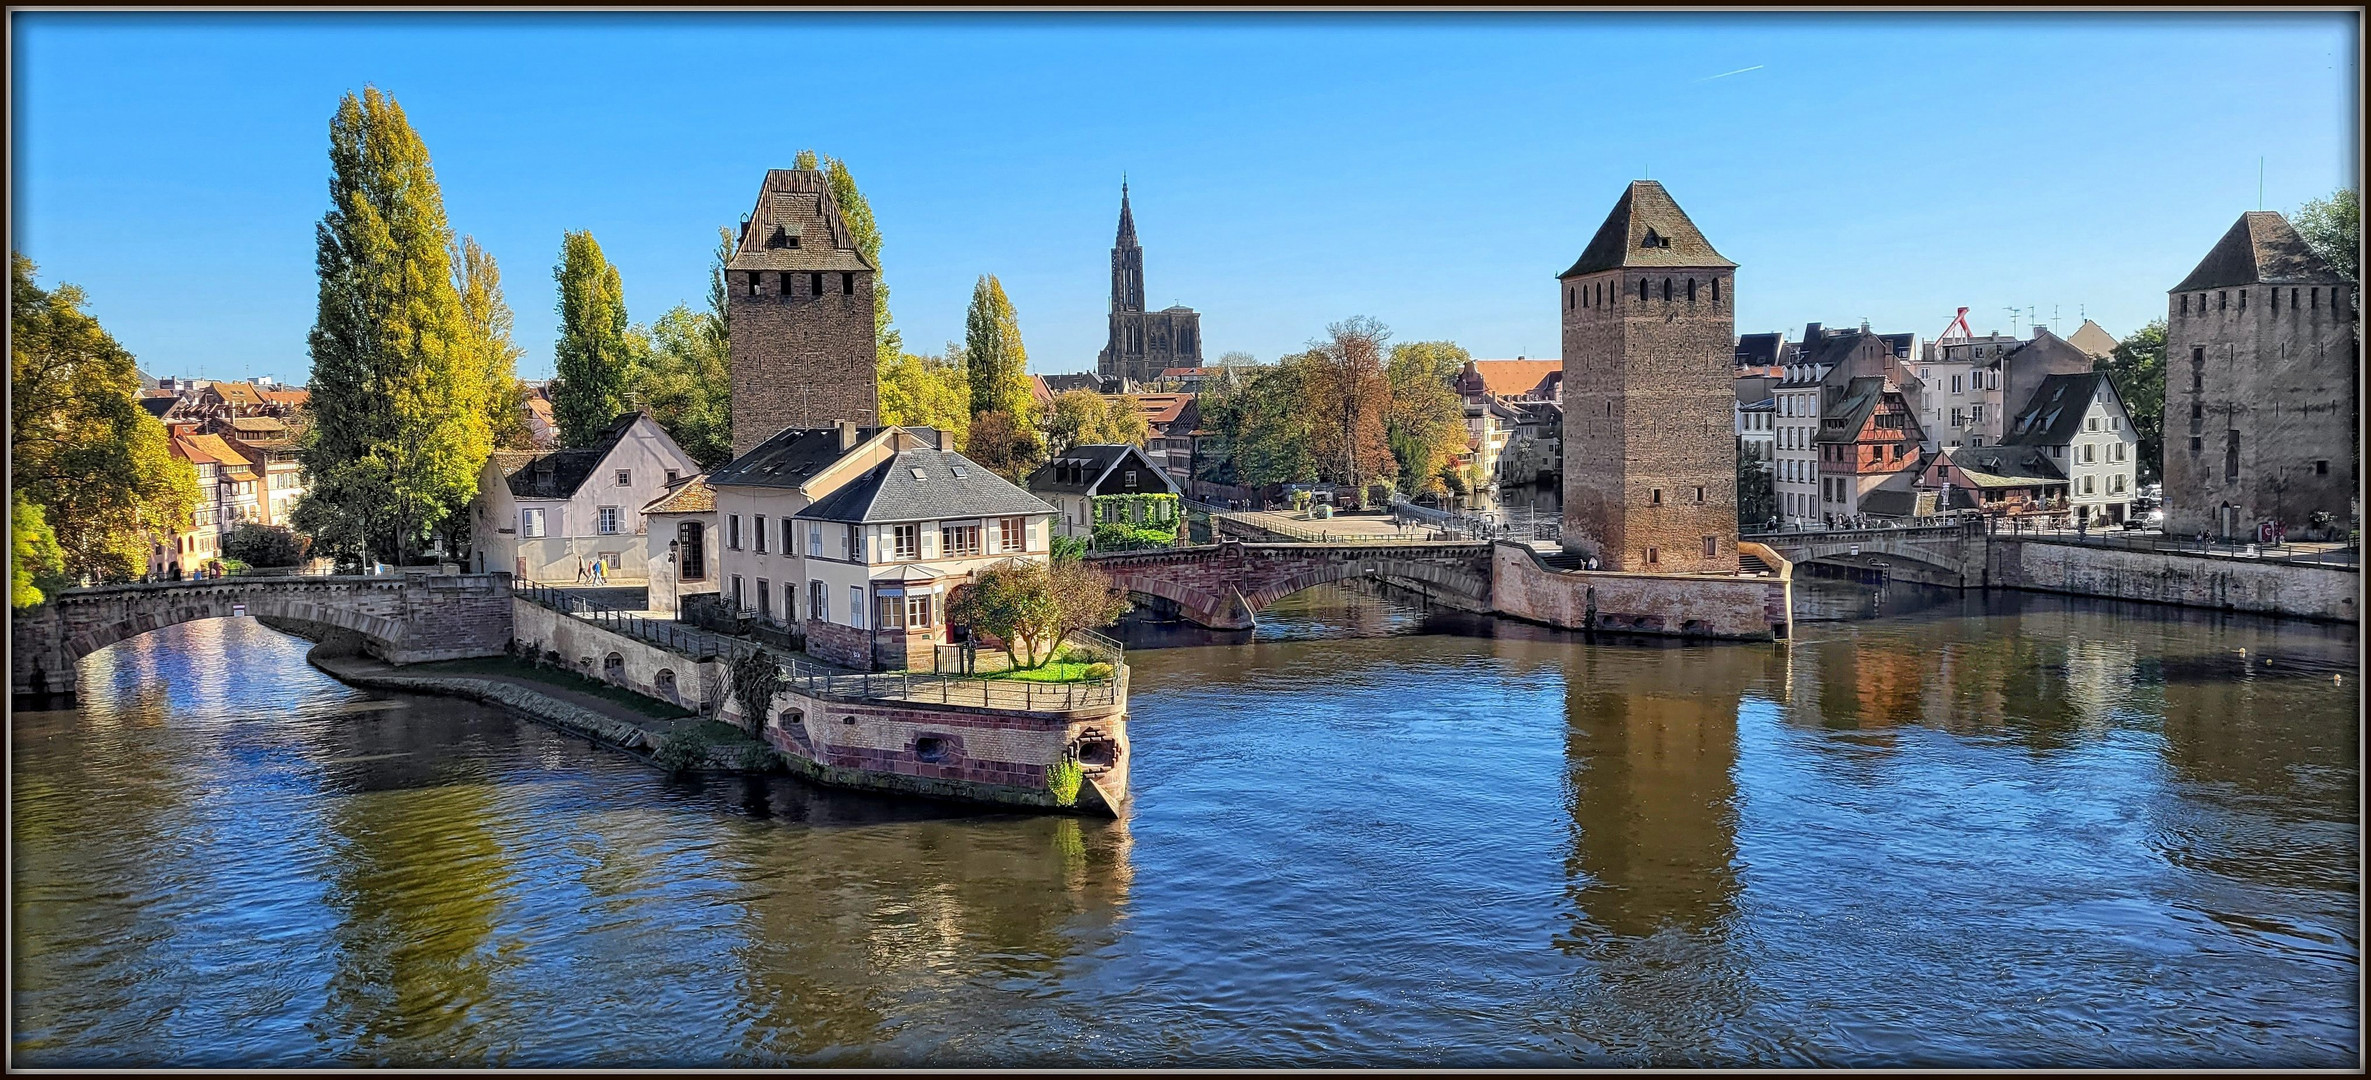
[576,558,588,583]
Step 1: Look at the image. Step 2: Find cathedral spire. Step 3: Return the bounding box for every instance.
[1116,178,1138,246]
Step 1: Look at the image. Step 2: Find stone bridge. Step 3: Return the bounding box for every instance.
[1086,539,1494,629]
[1751,522,1989,586]
[12,572,515,700]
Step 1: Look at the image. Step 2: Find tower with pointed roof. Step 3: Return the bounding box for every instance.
[2163,209,2356,539]
[1556,180,1739,573]
[1096,182,1203,385]
[725,168,880,459]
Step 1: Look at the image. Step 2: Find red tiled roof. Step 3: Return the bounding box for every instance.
[1471,360,1562,398]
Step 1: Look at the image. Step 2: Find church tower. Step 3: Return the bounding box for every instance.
[1557,181,1739,574]
[725,168,878,460]
[1097,182,1203,384]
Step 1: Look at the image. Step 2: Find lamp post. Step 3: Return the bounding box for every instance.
[665,539,680,616]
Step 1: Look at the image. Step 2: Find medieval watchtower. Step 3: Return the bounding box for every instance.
[726,168,878,460]
[1557,180,1739,574]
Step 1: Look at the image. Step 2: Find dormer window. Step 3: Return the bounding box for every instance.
[1639,228,1670,249]
[765,224,802,249]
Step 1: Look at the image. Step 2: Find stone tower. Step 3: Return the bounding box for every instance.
[2163,210,2357,540]
[1096,182,1203,385]
[725,168,878,460]
[1557,180,1739,574]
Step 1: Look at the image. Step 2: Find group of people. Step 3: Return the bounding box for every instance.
[575,556,610,584]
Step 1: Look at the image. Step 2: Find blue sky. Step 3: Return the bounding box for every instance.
[12,12,2359,382]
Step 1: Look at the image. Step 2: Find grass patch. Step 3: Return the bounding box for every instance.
[654,720,775,775]
[411,656,690,721]
[981,661,1112,684]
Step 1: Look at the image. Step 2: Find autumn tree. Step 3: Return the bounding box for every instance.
[1044,389,1151,455]
[946,559,1129,670]
[965,275,1036,422]
[1304,316,1397,496]
[964,410,1044,484]
[2104,319,2167,484]
[551,230,636,446]
[2293,187,2359,283]
[1385,340,1471,497]
[10,254,196,588]
[294,87,491,568]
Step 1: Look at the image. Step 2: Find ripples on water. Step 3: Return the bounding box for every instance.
[10,588,2358,1067]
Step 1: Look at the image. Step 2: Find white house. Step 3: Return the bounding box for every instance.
[641,475,717,615]
[1999,371,2141,526]
[470,412,702,581]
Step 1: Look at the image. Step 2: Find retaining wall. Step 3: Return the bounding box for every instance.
[1490,541,1791,640]
[1989,538,2359,623]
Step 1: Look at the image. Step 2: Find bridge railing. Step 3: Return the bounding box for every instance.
[514,579,1125,713]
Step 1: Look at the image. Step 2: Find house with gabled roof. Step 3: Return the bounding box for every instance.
[469,412,701,580]
[2001,371,2139,525]
[641,475,718,615]
[1812,375,1929,524]
[1026,443,1178,539]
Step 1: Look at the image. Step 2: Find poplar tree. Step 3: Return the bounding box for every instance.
[551,230,636,446]
[822,155,900,366]
[965,275,1035,421]
[295,87,489,568]
[456,236,531,452]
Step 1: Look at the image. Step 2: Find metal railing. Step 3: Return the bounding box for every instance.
[1998,527,2361,567]
[516,578,1126,712]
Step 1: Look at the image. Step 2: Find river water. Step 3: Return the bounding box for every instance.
[11,585,2359,1067]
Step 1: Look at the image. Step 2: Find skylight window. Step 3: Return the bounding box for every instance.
[910,467,928,479]
[952,466,968,478]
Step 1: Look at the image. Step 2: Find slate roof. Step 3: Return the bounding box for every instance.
[491,413,642,499]
[1559,180,1735,278]
[1814,377,1889,444]
[642,475,716,515]
[1860,489,1921,518]
[1042,373,1112,395]
[724,169,874,275]
[2001,372,2113,448]
[1877,332,1917,360]
[1734,332,1786,367]
[1944,446,2066,488]
[1027,444,1173,496]
[800,447,1055,524]
[140,395,177,419]
[708,425,895,490]
[2171,210,2347,292]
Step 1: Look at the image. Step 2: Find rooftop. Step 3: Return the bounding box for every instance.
[1558,180,1735,279]
[799,446,1055,524]
[2172,210,2348,292]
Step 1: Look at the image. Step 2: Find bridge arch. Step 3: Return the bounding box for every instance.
[1087,542,1494,630]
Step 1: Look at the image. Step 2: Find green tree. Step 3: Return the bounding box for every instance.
[294,87,490,568]
[945,559,1128,670]
[879,344,971,447]
[2104,318,2167,484]
[12,253,201,584]
[12,491,66,608]
[819,154,900,367]
[1385,340,1471,497]
[551,229,636,446]
[965,275,1035,422]
[630,304,733,467]
[1202,356,1318,490]
[2293,188,2359,283]
[456,236,532,452]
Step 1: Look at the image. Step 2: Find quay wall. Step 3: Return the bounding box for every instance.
[1489,541,1792,640]
[516,599,1128,813]
[1987,538,2359,623]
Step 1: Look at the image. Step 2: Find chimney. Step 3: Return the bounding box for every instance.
[837,419,858,451]
[932,427,949,451]
[2031,325,2049,340]
[1804,322,1823,341]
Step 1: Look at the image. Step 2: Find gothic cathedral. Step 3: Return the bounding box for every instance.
[1097,183,1204,384]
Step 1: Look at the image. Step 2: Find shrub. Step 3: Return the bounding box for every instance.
[654,729,706,775]
[1050,534,1089,564]
[1083,661,1114,680]
[735,742,778,773]
[1047,754,1084,808]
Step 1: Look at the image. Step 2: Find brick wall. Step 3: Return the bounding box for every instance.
[1562,269,1739,574]
[727,271,877,460]
[2163,282,2357,537]
[1492,541,1785,639]
[1989,538,2359,622]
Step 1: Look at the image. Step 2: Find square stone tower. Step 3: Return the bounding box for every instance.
[2163,210,2357,540]
[726,168,878,460]
[1557,181,1739,574]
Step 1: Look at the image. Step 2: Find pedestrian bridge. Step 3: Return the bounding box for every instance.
[1749,522,1989,585]
[1086,539,1494,629]
[12,572,515,700]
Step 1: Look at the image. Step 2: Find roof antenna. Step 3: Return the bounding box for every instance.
[2258,157,2264,210]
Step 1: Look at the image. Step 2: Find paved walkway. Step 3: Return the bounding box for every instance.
[1221,509,1448,542]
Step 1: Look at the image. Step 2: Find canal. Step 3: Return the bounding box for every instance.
[10,584,2358,1067]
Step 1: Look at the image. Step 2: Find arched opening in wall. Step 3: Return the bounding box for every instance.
[914,735,949,762]
[776,708,802,731]
[603,652,625,681]
[1663,278,1673,301]
[655,668,678,702]
[1638,279,1649,302]
[1074,736,1119,769]
[1687,278,1696,302]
